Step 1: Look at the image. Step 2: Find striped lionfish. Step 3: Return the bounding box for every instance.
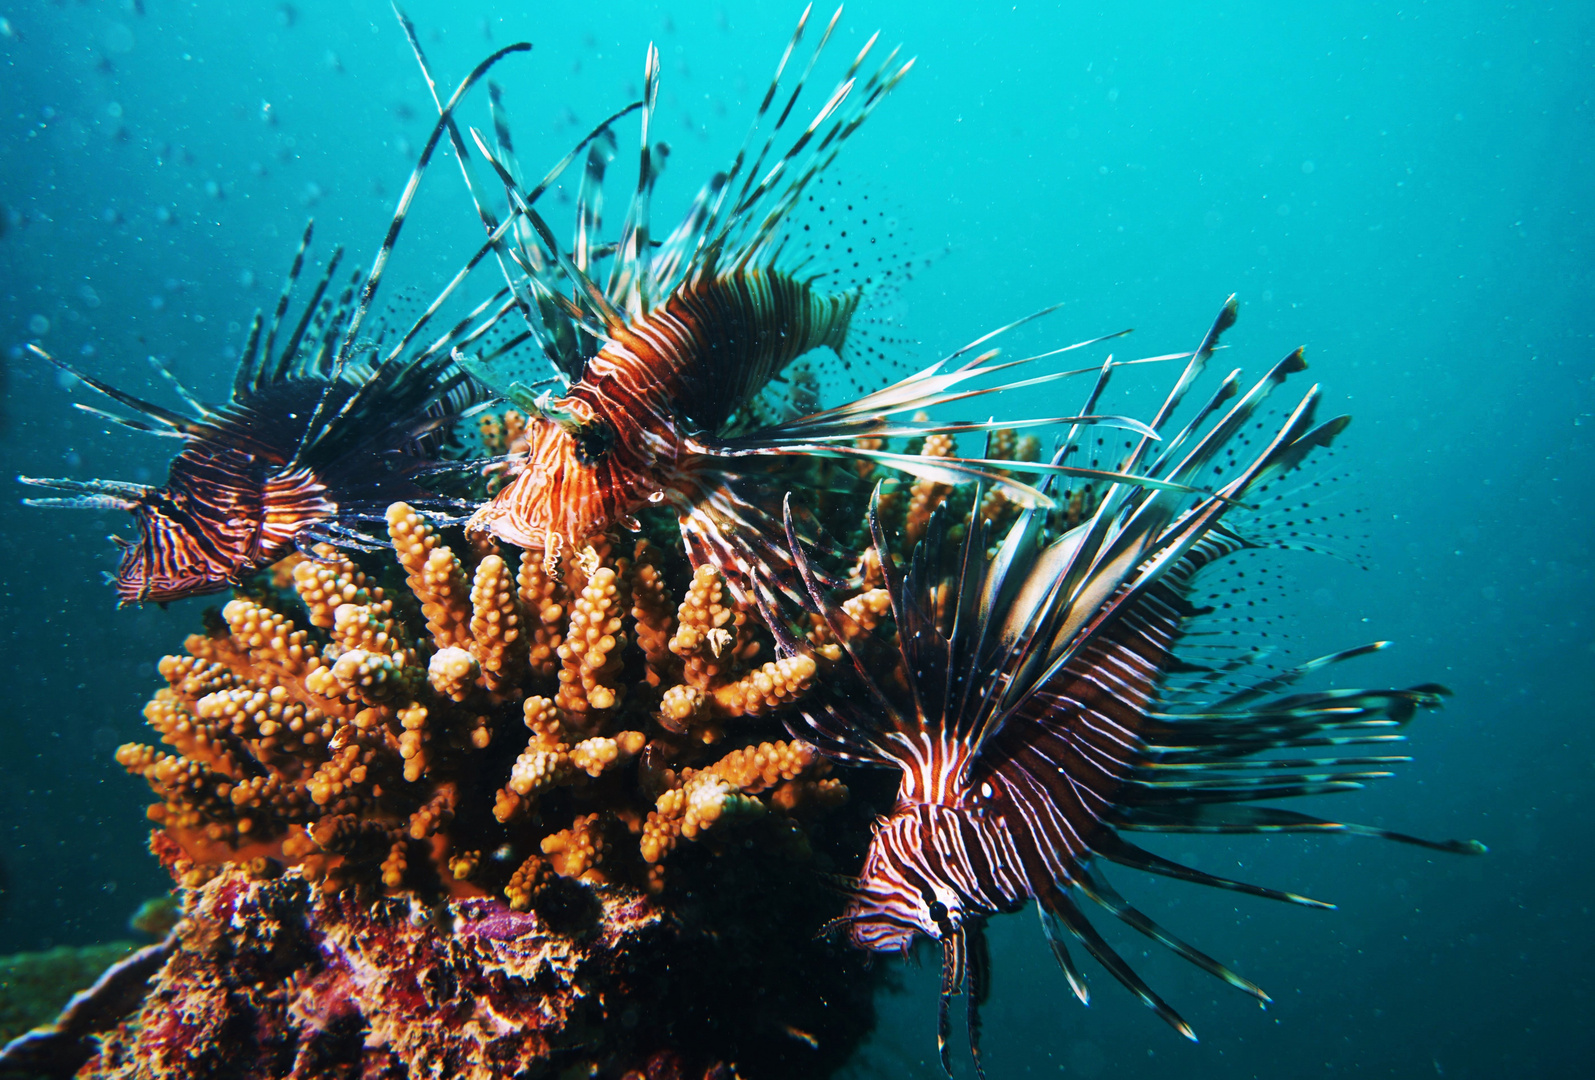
[785,299,1485,1075]
[404,6,1164,602]
[18,42,541,605]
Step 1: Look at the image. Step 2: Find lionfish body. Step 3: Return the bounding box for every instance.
[425,6,913,580]
[20,221,494,604]
[467,263,859,555]
[413,8,1161,600]
[18,37,567,604]
[788,299,1483,1075]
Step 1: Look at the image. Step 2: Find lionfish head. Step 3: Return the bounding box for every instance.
[112,492,239,606]
[18,469,242,605]
[842,807,980,954]
[470,398,642,555]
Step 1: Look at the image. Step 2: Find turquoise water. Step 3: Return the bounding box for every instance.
[1,1,1589,1076]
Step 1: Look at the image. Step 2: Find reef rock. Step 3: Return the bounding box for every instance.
[72,844,875,1080]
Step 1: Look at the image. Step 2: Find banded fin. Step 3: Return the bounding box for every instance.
[711,321,1206,518]
[936,928,964,1076]
[232,312,266,401]
[575,128,618,282]
[471,129,627,330]
[1040,887,1198,1041]
[145,356,212,419]
[380,214,525,366]
[67,402,189,440]
[1212,642,1393,709]
[486,81,523,186]
[650,169,729,295]
[268,244,344,385]
[392,2,539,339]
[1092,832,1334,909]
[605,43,661,317]
[27,345,205,437]
[332,38,531,373]
[260,219,315,380]
[1036,901,1091,1004]
[785,296,1486,1068]
[692,4,826,268]
[1115,803,1487,855]
[1074,868,1270,1004]
[18,476,151,511]
[730,325,1137,443]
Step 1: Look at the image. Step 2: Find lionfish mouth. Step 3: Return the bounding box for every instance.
[842,910,924,954]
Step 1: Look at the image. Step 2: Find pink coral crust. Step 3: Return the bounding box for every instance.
[85,864,664,1080]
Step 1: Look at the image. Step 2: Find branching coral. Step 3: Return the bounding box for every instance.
[656,564,818,738]
[117,503,843,910]
[476,407,530,496]
[842,423,1041,557]
[904,431,956,544]
[640,741,845,865]
[98,491,897,1078]
[116,419,1031,907]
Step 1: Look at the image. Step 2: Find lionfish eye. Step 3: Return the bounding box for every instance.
[921,886,953,931]
[573,419,615,465]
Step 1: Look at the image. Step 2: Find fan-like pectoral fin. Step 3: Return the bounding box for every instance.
[1038,885,1198,1042]
[1074,867,1270,1004]
[1037,897,1091,1005]
[1117,803,1487,855]
[1092,831,1333,909]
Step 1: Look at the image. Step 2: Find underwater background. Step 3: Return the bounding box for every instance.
[0,0,1588,1076]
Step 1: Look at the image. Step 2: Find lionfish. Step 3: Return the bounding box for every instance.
[18,42,541,604]
[784,299,1485,1076]
[403,6,1165,601]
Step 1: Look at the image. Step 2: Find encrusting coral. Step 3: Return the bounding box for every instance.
[0,896,178,1075]
[64,849,878,1080]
